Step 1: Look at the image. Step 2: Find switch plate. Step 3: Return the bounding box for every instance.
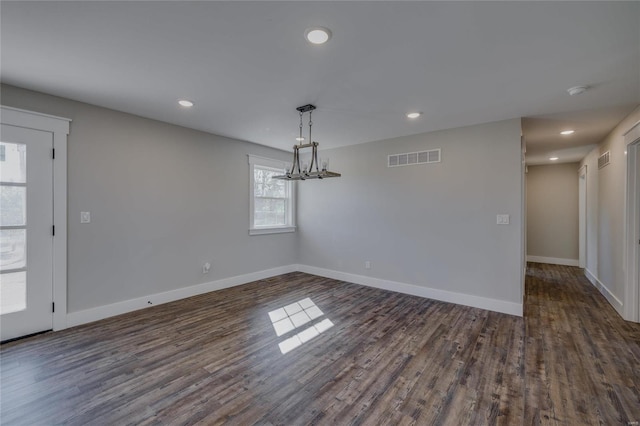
[365,261,371,269]
[496,214,510,225]
[80,211,91,223]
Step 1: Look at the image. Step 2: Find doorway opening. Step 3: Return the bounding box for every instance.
[623,123,640,323]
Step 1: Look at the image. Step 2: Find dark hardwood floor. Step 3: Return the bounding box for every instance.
[524,263,640,425]
[0,263,638,425]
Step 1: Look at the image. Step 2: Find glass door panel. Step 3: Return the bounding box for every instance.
[0,185,26,226]
[0,141,27,183]
[0,229,26,269]
[1,142,27,316]
[0,271,26,314]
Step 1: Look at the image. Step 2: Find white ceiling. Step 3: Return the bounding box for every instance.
[1,1,638,163]
[523,105,636,165]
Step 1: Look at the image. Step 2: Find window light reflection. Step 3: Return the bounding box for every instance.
[268,297,334,354]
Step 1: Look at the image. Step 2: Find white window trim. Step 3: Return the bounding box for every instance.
[248,155,296,235]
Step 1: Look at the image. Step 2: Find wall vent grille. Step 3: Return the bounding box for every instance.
[598,151,610,169]
[388,149,441,168]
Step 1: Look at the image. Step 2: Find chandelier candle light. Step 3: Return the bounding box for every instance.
[273,104,341,181]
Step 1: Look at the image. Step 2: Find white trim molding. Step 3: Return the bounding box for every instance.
[1,105,70,331]
[66,263,523,328]
[623,119,640,144]
[526,255,580,267]
[247,154,296,236]
[249,226,296,236]
[67,265,298,327]
[296,264,523,317]
[1,106,70,134]
[585,268,624,316]
[623,123,640,322]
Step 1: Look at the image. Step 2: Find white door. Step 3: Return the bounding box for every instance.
[0,124,54,341]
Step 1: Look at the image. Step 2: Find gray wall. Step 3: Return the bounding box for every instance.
[1,84,526,316]
[297,119,524,305]
[526,163,579,261]
[1,84,298,313]
[581,106,640,301]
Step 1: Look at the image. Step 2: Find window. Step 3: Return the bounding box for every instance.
[248,155,295,235]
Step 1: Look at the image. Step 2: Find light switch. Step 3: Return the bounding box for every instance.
[81,211,91,223]
[497,214,510,225]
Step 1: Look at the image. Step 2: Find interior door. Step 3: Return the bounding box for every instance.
[0,124,54,341]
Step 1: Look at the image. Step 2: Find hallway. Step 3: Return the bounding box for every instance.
[525,262,640,424]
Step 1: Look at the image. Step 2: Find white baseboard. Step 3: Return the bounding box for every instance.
[66,263,524,328]
[527,255,579,267]
[295,264,523,317]
[584,268,624,315]
[66,265,297,328]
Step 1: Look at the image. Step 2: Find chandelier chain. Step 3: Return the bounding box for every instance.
[299,111,304,139]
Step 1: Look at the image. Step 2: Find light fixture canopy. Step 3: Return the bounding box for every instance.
[560,130,575,135]
[178,99,194,107]
[567,86,588,96]
[273,104,341,181]
[305,27,332,45]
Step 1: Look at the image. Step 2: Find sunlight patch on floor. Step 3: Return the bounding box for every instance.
[268,297,334,354]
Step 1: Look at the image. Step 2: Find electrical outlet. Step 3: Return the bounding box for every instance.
[365,261,371,269]
[202,262,211,274]
[496,214,510,225]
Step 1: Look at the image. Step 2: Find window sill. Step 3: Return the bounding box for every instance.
[249,226,296,236]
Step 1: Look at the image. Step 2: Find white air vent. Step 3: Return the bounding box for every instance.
[388,149,441,168]
[598,151,610,169]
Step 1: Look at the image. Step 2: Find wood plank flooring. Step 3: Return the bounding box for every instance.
[524,263,640,425]
[0,263,638,425]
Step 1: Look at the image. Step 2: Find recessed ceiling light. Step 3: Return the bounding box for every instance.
[406,112,422,119]
[560,130,575,135]
[178,99,194,107]
[549,157,559,161]
[305,27,332,45]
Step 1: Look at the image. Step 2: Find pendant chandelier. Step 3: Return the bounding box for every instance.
[272,104,341,180]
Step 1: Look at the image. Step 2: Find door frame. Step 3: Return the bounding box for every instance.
[578,165,587,269]
[521,136,527,307]
[1,106,70,331]
[623,120,640,322]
